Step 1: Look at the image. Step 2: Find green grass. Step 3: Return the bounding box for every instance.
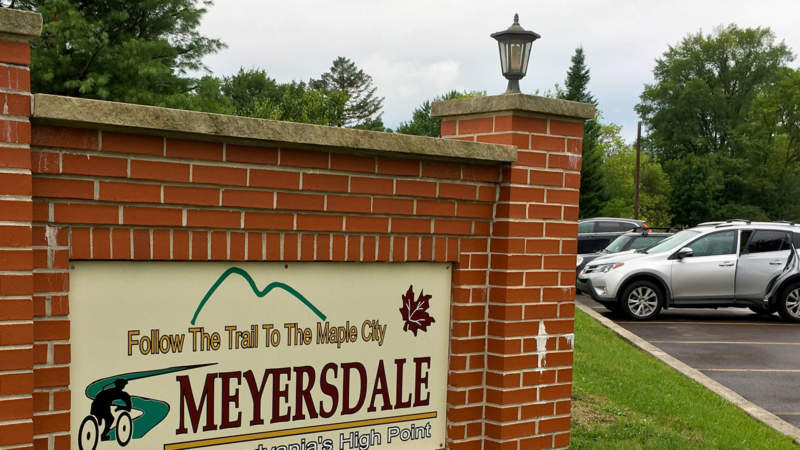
[571,309,798,449]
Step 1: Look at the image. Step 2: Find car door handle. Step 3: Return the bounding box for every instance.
[769,260,784,265]
[719,262,734,267]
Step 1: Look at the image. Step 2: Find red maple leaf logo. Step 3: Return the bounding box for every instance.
[399,285,435,336]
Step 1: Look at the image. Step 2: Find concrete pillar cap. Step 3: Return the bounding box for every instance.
[0,8,42,41]
[431,93,595,120]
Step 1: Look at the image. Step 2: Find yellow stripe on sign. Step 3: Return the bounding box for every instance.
[163,411,438,450]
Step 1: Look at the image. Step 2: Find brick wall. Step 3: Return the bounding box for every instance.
[25,123,502,449]
[0,8,591,450]
[437,107,584,449]
[0,10,41,450]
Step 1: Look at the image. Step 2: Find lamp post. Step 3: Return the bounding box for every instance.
[491,14,541,94]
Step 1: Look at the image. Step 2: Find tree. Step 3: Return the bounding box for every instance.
[182,76,234,114]
[598,123,672,226]
[396,90,485,137]
[220,68,281,117]
[637,25,795,223]
[664,154,723,226]
[311,57,384,128]
[562,47,594,104]
[250,81,347,126]
[747,67,800,220]
[17,0,224,107]
[559,47,607,218]
[638,25,792,161]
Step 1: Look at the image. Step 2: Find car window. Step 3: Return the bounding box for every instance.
[596,221,634,232]
[605,235,633,252]
[744,230,790,254]
[630,236,666,250]
[793,232,800,248]
[645,230,699,254]
[578,221,594,233]
[686,231,736,257]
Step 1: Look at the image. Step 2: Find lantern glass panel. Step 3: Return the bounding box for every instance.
[509,42,522,72]
[498,42,509,73]
[521,42,532,75]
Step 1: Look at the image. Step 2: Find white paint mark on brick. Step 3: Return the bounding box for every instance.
[565,333,574,349]
[568,154,581,170]
[45,225,58,248]
[537,321,547,371]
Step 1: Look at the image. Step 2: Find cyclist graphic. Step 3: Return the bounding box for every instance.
[91,379,132,441]
[79,364,215,449]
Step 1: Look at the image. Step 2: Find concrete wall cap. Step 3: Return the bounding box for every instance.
[32,94,516,164]
[431,93,595,120]
[0,8,42,41]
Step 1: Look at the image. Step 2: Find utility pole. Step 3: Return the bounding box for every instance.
[634,121,641,220]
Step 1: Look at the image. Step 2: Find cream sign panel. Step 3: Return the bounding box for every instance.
[70,262,451,450]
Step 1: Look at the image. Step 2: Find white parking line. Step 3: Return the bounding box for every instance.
[651,340,800,346]
[699,368,800,373]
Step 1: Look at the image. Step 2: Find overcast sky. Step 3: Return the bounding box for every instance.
[196,1,800,142]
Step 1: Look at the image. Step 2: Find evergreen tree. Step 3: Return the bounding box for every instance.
[311,57,384,128]
[560,47,607,218]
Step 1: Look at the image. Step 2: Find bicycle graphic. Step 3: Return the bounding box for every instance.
[78,378,133,449]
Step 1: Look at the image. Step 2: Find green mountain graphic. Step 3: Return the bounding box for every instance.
[190,267,327,325]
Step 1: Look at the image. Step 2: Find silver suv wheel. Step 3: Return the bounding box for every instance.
[620,281,662,320]
[778,282,800,323]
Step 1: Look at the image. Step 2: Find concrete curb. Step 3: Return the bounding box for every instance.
[577,302,800,444]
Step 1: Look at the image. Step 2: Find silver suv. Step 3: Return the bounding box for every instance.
[577,220,800,322]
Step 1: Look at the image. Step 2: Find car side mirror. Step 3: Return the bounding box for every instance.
[676,247,694,259]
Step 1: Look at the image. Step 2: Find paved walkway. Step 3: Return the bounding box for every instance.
[577,294,800,429]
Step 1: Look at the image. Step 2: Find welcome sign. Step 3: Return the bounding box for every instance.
[70,262,450,450]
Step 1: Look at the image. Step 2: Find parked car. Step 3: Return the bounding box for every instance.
[577,220,800,322]
[577,227,677,274]
[578,217,647,254]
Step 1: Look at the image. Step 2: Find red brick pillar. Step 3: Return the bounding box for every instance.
[433,95,594,449]
[0,8,42,449]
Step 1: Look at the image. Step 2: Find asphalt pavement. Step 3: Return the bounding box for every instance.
[577,294,800,429]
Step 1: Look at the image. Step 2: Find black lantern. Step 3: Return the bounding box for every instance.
[491,14,541,94]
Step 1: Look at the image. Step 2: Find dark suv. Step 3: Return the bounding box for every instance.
[577,227,677,274]
[578,218,647,254]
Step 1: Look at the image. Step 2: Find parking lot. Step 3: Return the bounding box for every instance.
[577,294,800,429]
